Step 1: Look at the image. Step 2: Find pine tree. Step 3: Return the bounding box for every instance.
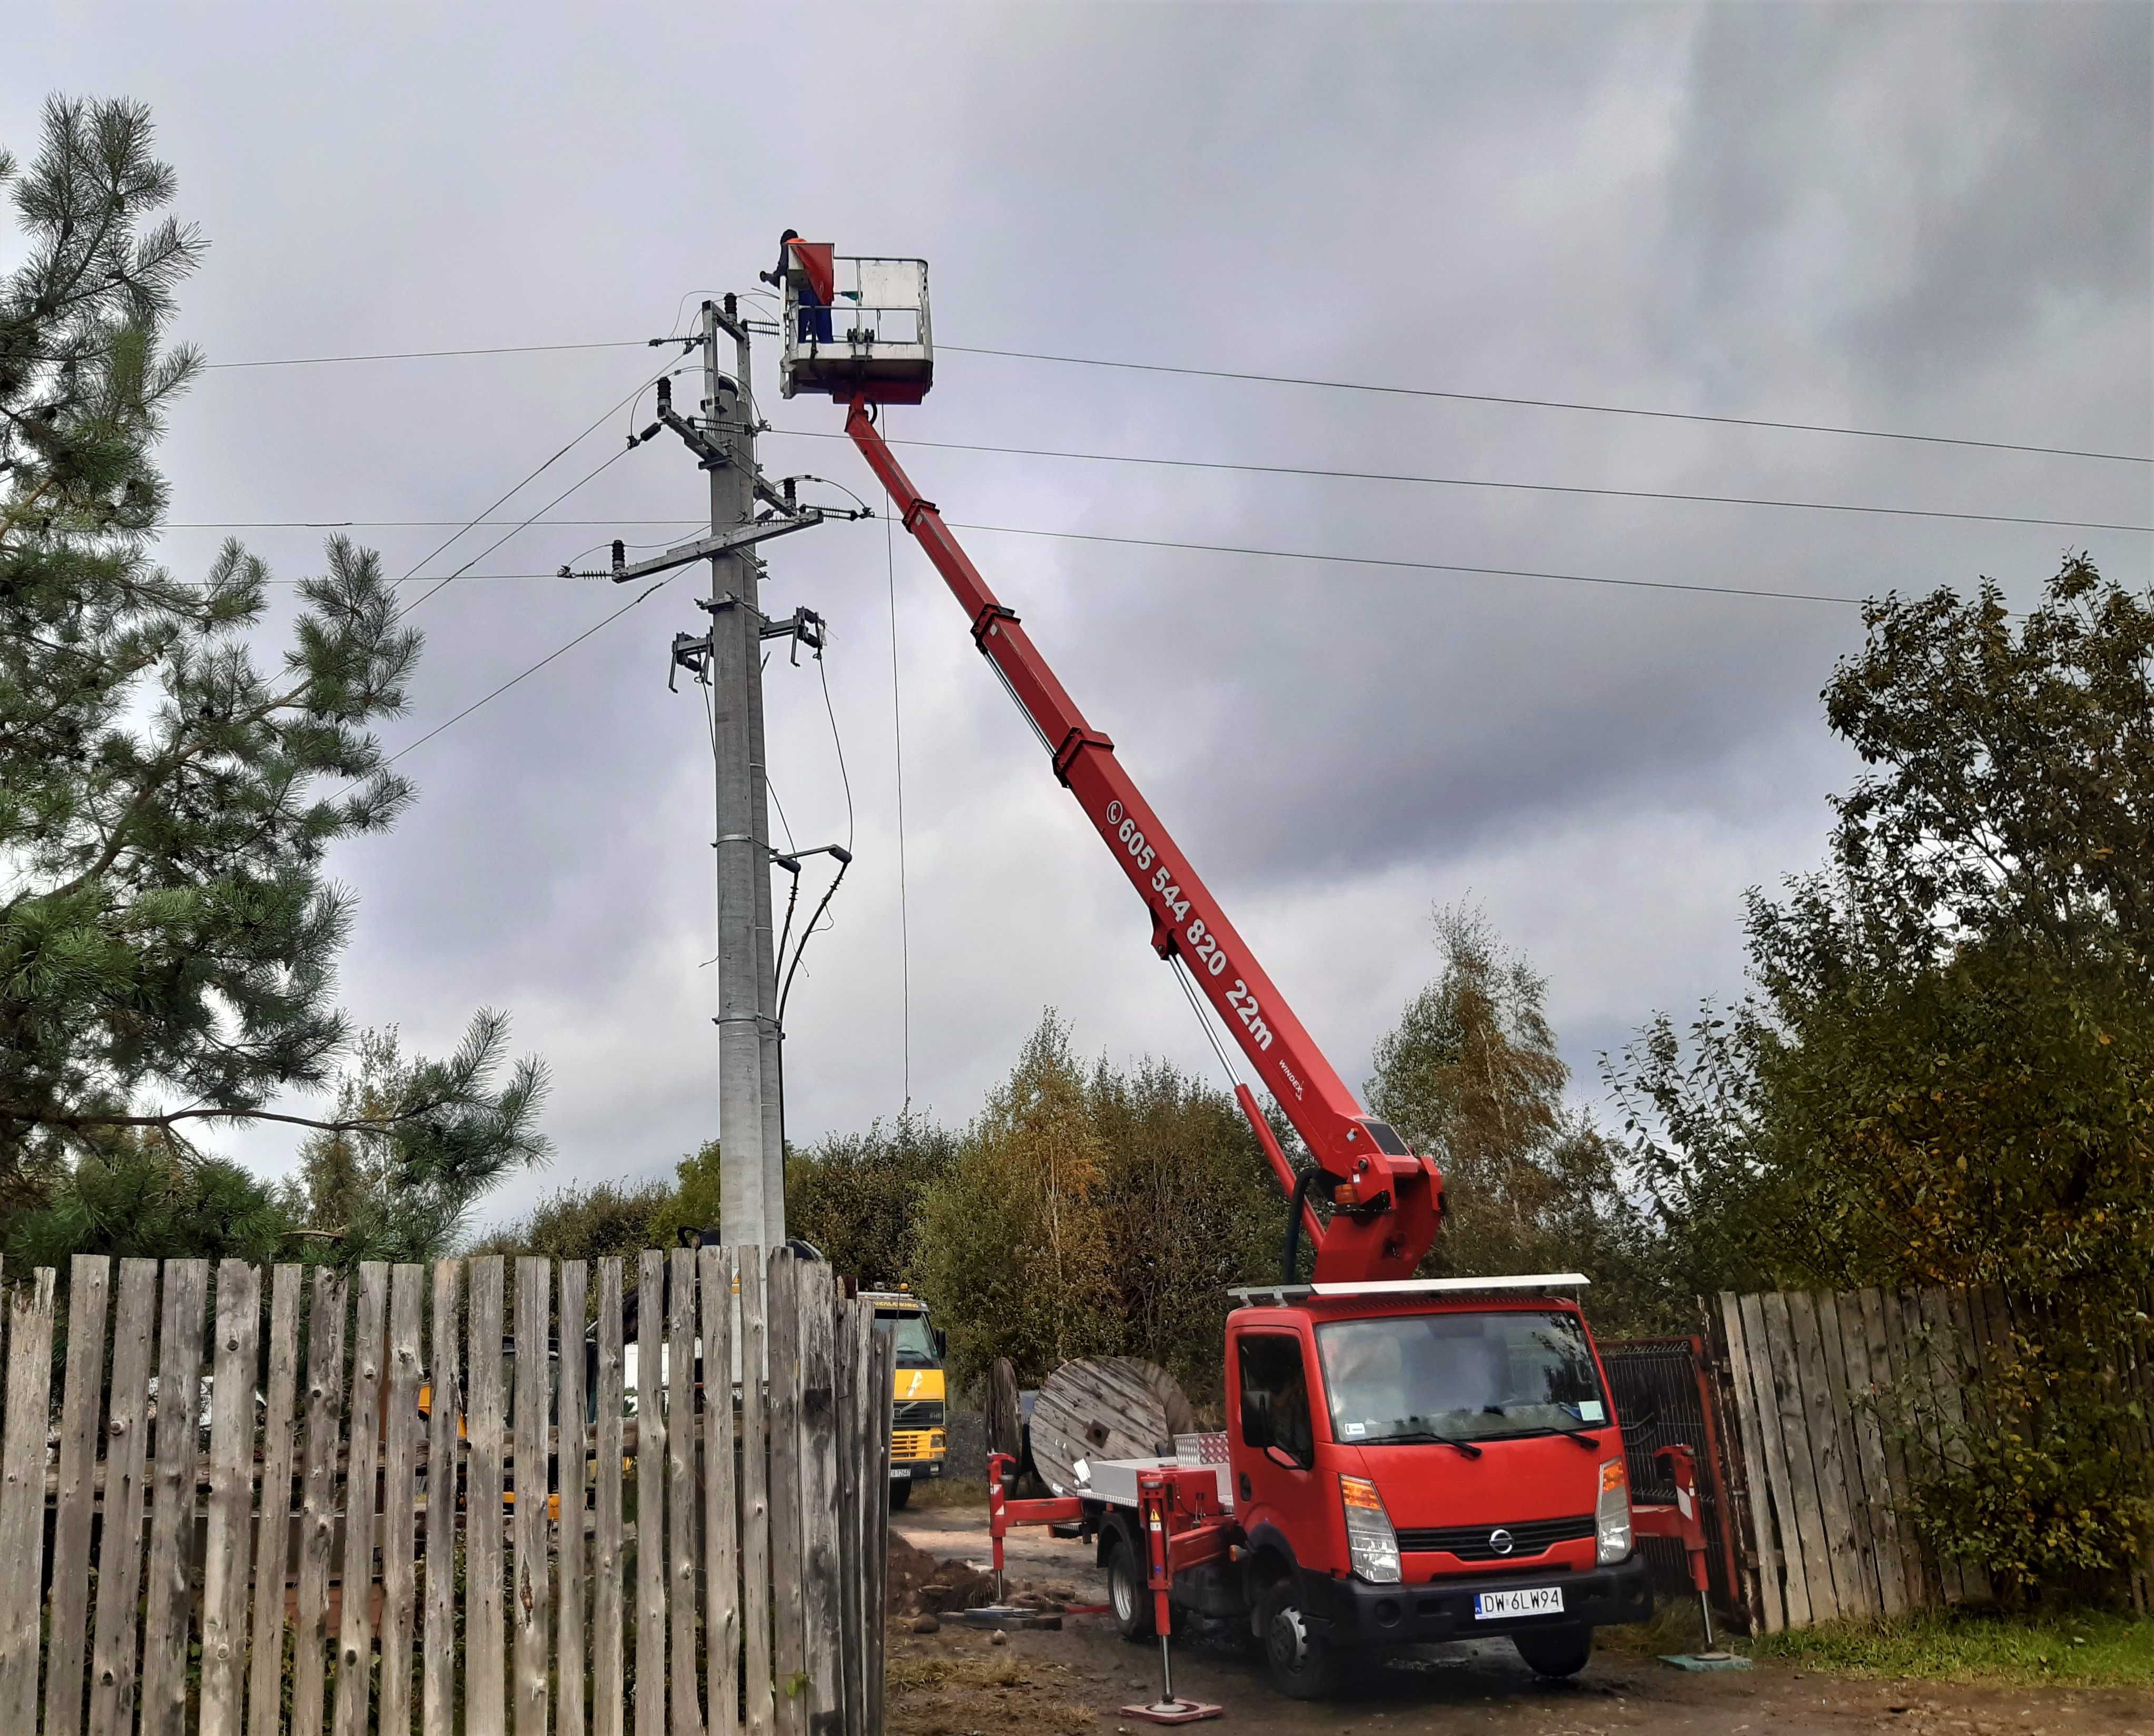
[0,96,547,1249]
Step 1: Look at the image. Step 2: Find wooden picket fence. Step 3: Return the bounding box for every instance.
[0,1247,894,1735]
[1710,1283,2154,1633]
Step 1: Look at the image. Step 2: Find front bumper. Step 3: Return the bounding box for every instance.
[1303,1552,1652,1649]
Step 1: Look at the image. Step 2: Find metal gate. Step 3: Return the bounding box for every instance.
[1600,1336,1742,1618]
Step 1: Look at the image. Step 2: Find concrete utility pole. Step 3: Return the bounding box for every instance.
[581,294,852,1249]
[701,302,783,1248]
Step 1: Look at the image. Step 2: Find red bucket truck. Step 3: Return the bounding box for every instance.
[776,237,1711,1703]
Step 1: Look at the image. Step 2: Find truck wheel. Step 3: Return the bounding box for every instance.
[888,1478,912,1511]
[1258,1580,1343,1701]
[1104,1530,1155,1641]
[1513,1623,1592,1678]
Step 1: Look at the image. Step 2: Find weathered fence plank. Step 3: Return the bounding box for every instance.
[515,1258,554,1736]
[739,1256,773,1736]
[1789,1291,1863,1616]
[1856,1286,1924,1609]
[333,1263,391,1736]
[380,1264,425,1736]
[561,1257,591,1736]
[668,1247,704,1736]
[595,1257,627,1736]
[47,1255,111,1736]
[766,1252,805,1736]
[88,1259,162,1736]
[0,1265,56,1729]
[835,1298,864,1736]
[293,1268,351,1736]
[422,1262,462,1736]
[1716,1294,1784,1632]
[246,1264,304,1736]
[700,1247,739,1736]
[1735,1290,1810,1629]
[636,1248,668,1736]
[1834,1290,1908,1617]
[799,1265,842,1733]
[201,1260,263,1736]
[865,1324,895,1736]
[143,1258,209,1736]
[467,1257,509,1735]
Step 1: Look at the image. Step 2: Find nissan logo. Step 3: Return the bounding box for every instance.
[1488,1528,1516,1556]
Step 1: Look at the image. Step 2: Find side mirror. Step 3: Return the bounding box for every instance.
[933,1329,948,1361]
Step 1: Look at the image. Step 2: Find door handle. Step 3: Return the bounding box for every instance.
[1239,1473,1252,1502]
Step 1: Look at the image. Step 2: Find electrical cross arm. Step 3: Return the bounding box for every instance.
[844,399,1441,1281]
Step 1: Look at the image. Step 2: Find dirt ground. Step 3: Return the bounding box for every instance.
[887,1509,2154,1736]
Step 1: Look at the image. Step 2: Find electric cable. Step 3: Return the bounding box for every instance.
[150,523,1871,606]
[202,339,651,370]
[944,520,1869,607]
[399,440,638,615]
[938,344,2153,467]
[369,569,681,773]
[766,427,2149,537]
[388,344,694,615]
[819,646,856,855]
[190,329,2149,466]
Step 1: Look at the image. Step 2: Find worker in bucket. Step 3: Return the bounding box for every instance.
[766,229,834,346]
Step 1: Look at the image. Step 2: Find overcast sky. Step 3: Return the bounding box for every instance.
[13,4,2151,1227]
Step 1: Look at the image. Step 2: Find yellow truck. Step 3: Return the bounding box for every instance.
[864,1290,947,1508]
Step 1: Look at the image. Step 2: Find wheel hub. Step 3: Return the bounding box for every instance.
[1267,1603,1310,1673]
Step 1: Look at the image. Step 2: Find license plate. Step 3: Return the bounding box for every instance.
[890,1467,911,1480]
[1475,1586,1564,1620]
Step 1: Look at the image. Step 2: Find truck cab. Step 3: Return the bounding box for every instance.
[864,1290,948,1508]
[1214,1282,1650,1695]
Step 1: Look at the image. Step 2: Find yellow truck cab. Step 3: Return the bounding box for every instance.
[864,1290,947,1508]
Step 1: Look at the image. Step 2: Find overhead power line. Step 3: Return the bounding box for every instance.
[941,520,1865,607]
[940,344,2154,467]
[372,571,682,771]
[184,333,2148,466]
[767,428,2150,536]
[202,339,651,370]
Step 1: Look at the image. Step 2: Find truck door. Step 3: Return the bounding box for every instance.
[1233,1329,1323,1559]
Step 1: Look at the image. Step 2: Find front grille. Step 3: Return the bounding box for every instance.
[890,1431,942,1463]
[893,1399,944,1428]
[1395,1514,1594,1561]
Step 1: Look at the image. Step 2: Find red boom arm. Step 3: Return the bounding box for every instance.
[845,401,1440,1280]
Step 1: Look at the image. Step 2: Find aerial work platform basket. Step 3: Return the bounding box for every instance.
[777,239,933,405]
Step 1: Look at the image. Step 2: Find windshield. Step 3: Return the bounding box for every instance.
[1315,1310,1607,1445]
[873,1311,938,1368]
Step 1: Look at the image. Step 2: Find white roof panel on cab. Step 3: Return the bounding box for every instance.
[1227,1273,1591,1306]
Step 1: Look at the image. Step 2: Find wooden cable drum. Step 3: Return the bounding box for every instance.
[984,1357,1023,1464]
[1027,1357,1196,1498]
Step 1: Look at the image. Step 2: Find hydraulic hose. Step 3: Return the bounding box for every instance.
[1281,1165,1328,1285]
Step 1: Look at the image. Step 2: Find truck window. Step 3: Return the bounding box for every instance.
[1315,1310,1606,1446]
[1238,1333,1315,1467]
[872,1313,938,1368]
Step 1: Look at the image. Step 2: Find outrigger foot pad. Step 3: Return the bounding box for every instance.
[1119,1698,1223,1725]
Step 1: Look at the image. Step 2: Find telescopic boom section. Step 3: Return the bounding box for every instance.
[845,400,1441,1280]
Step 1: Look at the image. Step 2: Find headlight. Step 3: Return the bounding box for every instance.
[1596,1458,1633,1564]
[1339,1475,1401,1584]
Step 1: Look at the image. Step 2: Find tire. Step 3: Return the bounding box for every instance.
[1104,1529,1155,1641]
[1513,1623,1593,1679]
[1258,1578,1345,1702]
[887,1477,912,1511]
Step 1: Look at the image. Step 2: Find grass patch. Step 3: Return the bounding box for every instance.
[1746,1607,2154,1687]
[897,1477,989,1513]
